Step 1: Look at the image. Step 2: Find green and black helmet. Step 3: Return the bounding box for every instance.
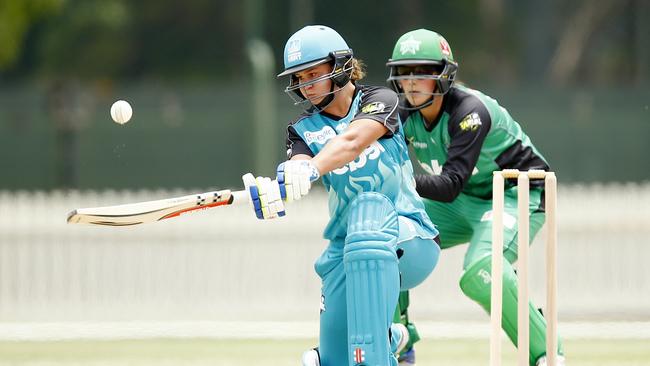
[387,29,458,109]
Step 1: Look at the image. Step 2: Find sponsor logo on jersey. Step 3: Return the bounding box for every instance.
[304,126,336,145]
[332,141,385,175]
[459,112,482,132]
[400,35,421,55]
[287,38,302,62]
[320,294,326,313]
[411,141,428,149]
[360,101,386,115]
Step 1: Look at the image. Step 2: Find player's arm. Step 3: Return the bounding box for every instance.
[279,87,398,201]
[280,119,387,199]
[283,86,399,176]
[415,105,491,202]
[311,120,387,174]
[312,87,399,174]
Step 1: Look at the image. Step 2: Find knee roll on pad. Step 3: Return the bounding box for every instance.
[459,255,504,305]
[344,192,400,366]
[459,255,520,355]
[346,192,399,244]
[459,254,521,327]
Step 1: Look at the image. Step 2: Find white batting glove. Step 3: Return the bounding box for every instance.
[277,160,320,202]
[242,173,286,219]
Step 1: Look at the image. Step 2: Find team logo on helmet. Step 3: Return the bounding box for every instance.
[287,38,302,62]
[399,35,421,55]
[440,39,451,56]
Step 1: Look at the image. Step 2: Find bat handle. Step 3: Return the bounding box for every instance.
[231,189,251,205]
[230,179,280,206]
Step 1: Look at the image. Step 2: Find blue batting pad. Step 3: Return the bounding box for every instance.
[344,192,399,366]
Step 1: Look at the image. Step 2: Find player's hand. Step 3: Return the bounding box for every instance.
[242,173,286,220]
[277,160,320,202]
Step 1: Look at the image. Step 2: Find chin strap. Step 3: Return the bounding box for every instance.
[308,82,342,114]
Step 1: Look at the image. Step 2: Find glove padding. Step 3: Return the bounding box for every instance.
[277,160,320,202]
[242,173,286,219]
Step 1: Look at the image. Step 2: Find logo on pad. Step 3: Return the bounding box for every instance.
[354,347,365,364]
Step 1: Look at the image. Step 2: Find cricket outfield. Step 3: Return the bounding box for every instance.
[1,338,648,365]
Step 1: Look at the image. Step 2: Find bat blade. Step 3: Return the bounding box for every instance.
[67,189,249,226]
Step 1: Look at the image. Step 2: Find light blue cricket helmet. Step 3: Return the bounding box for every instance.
[278,25,355,113]
[278,25,352,77]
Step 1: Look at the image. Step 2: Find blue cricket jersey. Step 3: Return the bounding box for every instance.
[286,85,437,241]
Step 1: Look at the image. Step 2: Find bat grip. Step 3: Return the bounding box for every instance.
[231,189,251,205]
[231,179,281,206]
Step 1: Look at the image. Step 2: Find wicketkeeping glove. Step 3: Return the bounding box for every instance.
[242,173,286,220]
[276,160,321,202]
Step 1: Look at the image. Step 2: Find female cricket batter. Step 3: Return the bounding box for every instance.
[242,25,440,366]
[386,29,564,366]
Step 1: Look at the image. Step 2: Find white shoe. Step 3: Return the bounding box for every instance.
[392,323,415,366]
[392,323,410,354]
[536,354,566,366]
[301,348,320,366]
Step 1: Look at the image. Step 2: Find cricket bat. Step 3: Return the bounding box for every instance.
[67,189,250,226]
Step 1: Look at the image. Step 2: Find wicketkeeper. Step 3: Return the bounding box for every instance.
[385,29,565,366]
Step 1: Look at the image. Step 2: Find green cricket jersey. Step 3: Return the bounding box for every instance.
[402,84,550,201]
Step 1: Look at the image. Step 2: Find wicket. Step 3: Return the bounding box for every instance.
[491,169,557,366]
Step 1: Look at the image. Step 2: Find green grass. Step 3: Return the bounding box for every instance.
[0,338,649,365]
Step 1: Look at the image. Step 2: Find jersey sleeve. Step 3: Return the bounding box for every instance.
[415,100,491,202]
[351,87,400,135]
[399,104,416,146]
[286,125,314,159]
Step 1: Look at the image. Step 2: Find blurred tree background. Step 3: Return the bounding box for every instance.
[0,0,648,189]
